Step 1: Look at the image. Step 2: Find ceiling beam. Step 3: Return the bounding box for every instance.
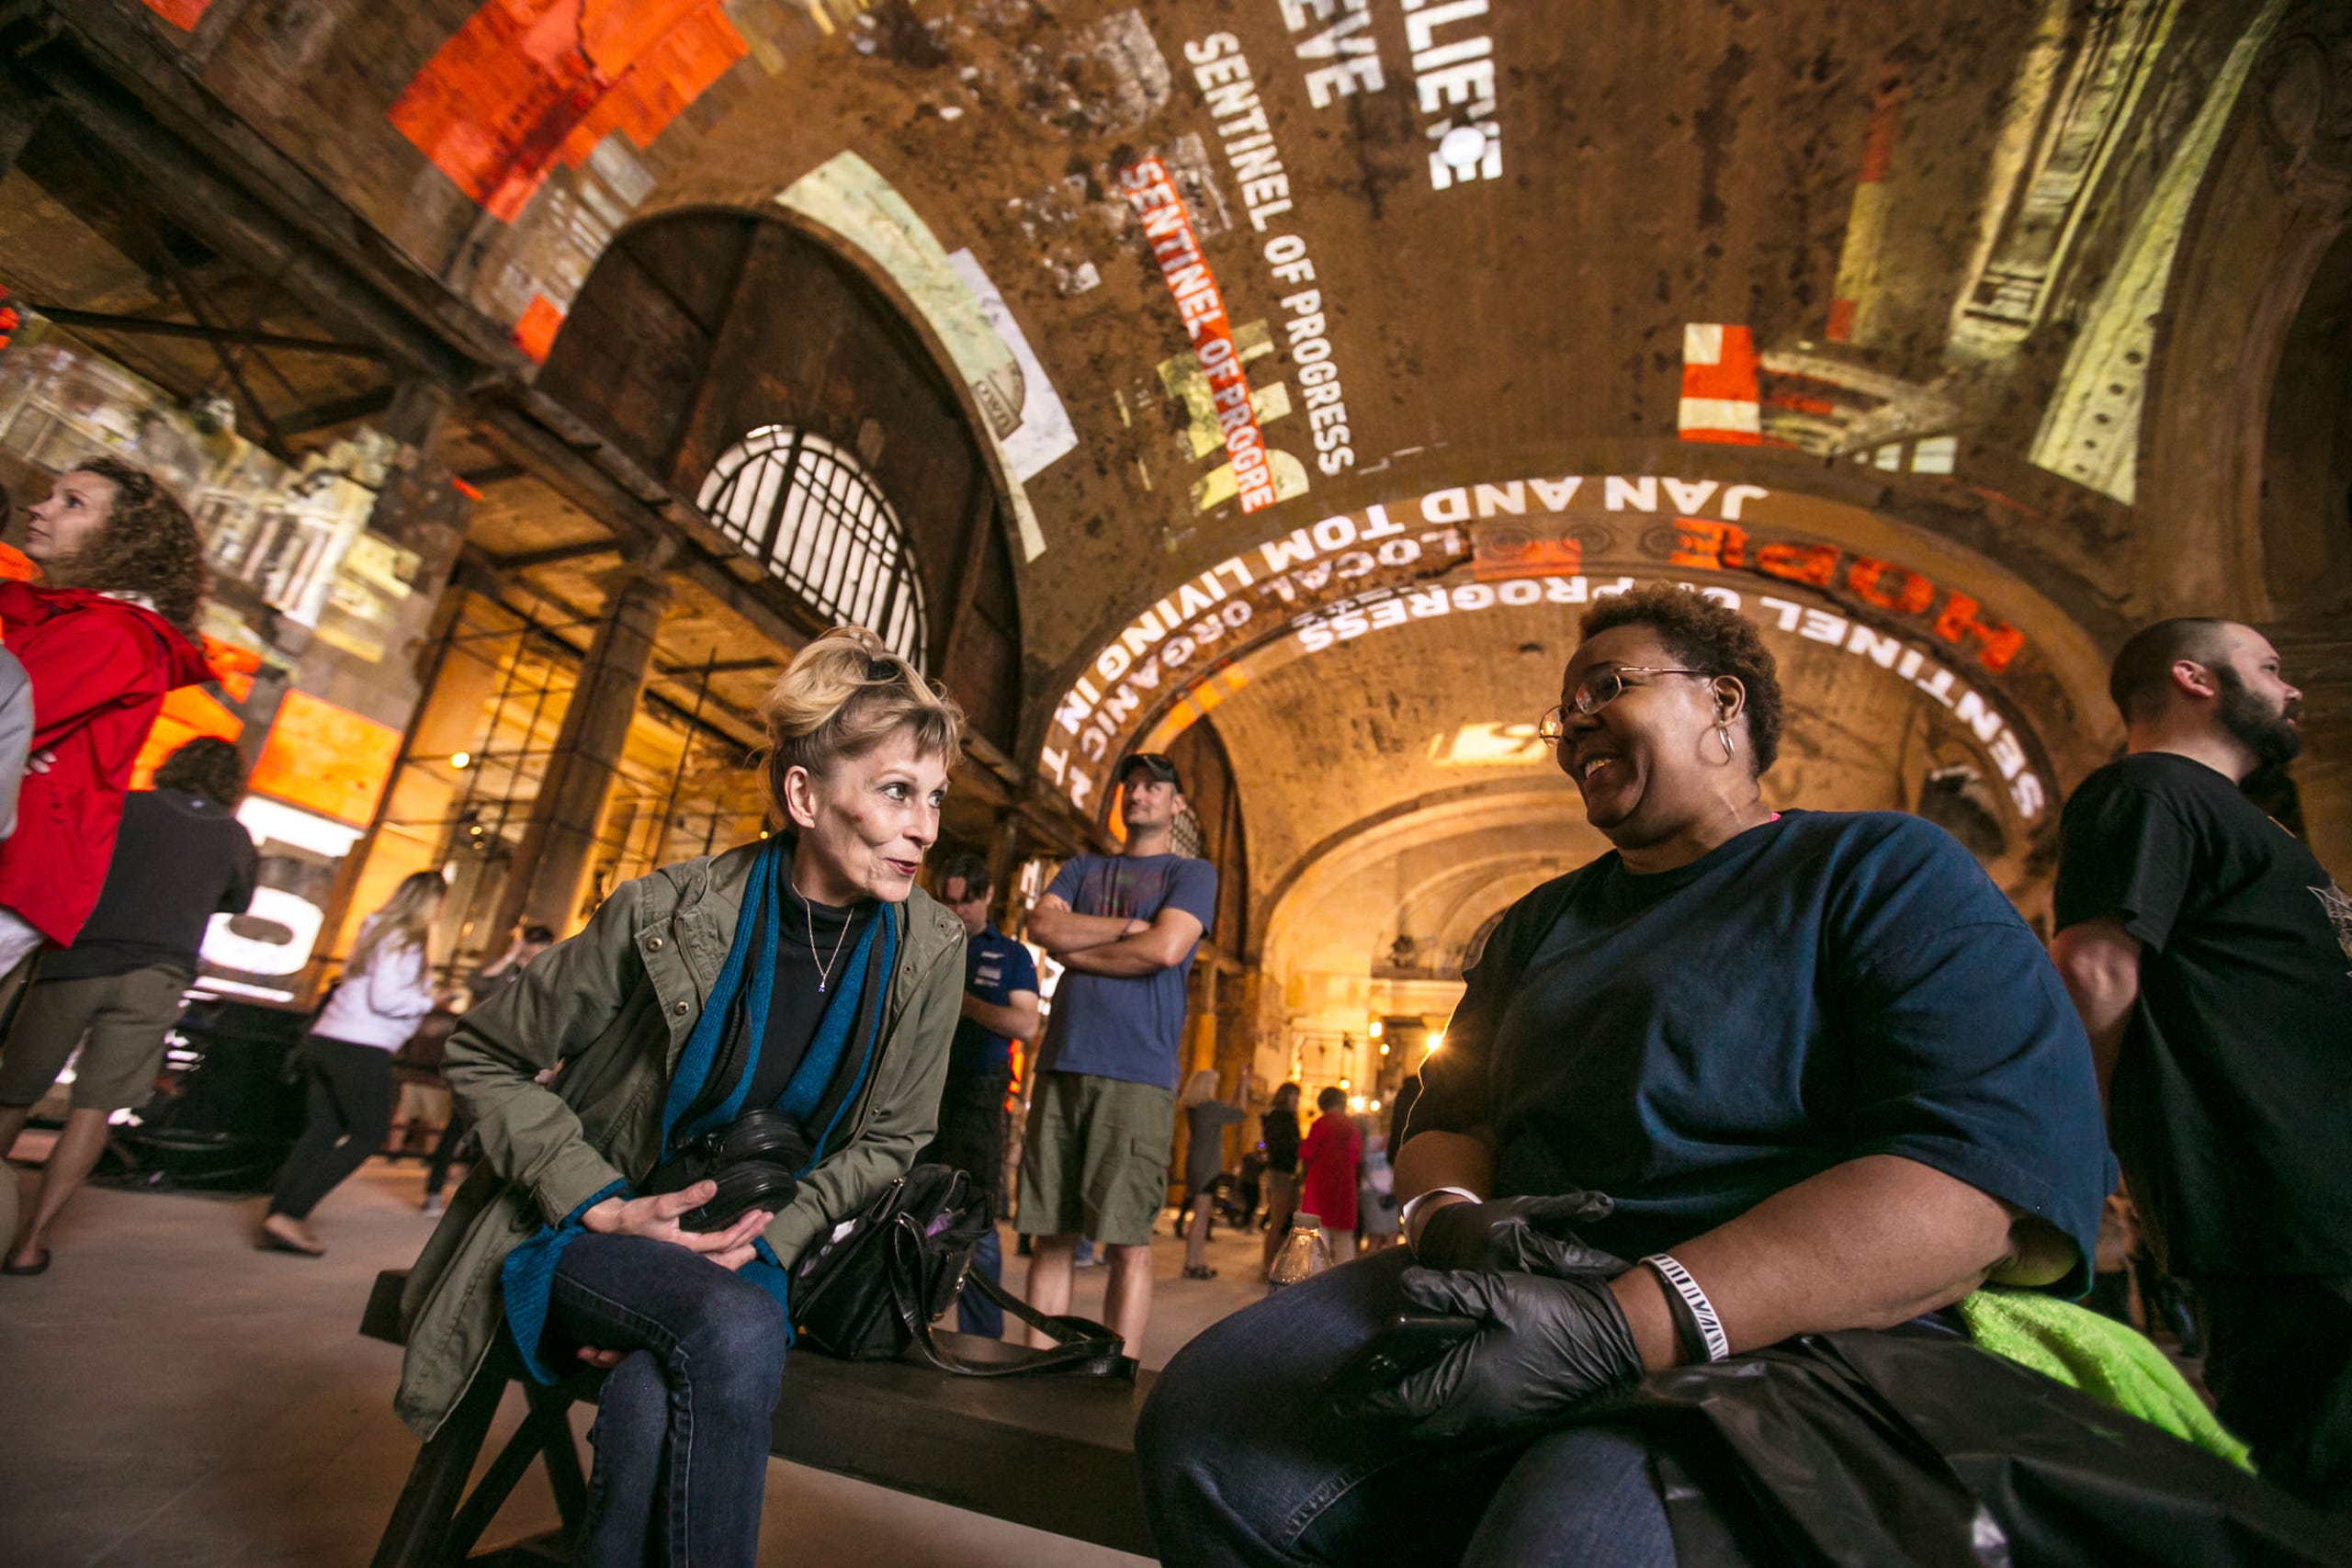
[27,304,384,358]
[6,38,495,386]
[489,539,624,573]
[275,386,398,437]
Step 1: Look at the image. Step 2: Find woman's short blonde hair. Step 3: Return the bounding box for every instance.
[759,626,964,819]
[1180,1068,1221,1108]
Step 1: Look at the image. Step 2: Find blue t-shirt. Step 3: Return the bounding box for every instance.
[1042,852,1218,1090]
[948,924,1041,1082]
[1409,810,2113,1293]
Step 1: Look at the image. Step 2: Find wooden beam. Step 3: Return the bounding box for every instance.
[11,33,505,383]
[467,396,832,660]
[474,569,769,752]
[27,304,384,358]
[937,454,993,680]
[276,387,398,436]
[491,539,624,573]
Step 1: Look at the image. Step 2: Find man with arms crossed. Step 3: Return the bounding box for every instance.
[2052,618,2350,1513]
[1020,754,1216,1355]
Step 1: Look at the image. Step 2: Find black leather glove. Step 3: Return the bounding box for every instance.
[1361,1266,1645,1440]
[1411,1191,1623,1276]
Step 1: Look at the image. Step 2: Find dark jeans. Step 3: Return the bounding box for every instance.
[422,1110,469,1200]
[956,1224,1004,1338]
[1137,1247,1673,1567]
[2198,1273,2352,1515]
[268,1036,394,1220]
[546,1233,791,1568]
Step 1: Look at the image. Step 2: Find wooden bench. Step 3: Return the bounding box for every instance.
[359,1269,1157,1566]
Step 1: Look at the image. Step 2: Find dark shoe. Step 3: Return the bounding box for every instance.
[1182,1264,1219,1280]
[2,1248,50,1276]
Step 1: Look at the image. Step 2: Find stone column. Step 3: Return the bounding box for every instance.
[493,553,673,936]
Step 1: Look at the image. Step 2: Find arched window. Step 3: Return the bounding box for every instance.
[695,426,928,666]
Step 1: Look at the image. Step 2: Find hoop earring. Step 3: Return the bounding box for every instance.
[1714,721,1736,764]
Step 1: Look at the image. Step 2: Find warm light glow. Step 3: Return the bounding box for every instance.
[1371,1099,1383,1111]
[1427,1032,1444,1053]
[1348,1095,1367,1111]
[1339,1077,1351,1089]
[1369,1020,1384,1039]
[450,750,471,769]
[1379,1043,1391,1055]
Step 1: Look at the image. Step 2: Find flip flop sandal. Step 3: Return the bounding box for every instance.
[257,1228,325,1258]
[2,1249,51,1276]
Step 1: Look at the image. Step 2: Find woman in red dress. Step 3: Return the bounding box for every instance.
[1296,1086,1363,1258]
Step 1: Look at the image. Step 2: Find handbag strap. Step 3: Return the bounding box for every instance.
[885,1222,1135,1380]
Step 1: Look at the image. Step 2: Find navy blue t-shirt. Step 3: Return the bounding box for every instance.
[1408,810,2113,1293]
[1042,852,1217,1090]
[949,924,1040,1081]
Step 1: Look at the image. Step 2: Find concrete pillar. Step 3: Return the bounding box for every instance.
[493,555,673,936]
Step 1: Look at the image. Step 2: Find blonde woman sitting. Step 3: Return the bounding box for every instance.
[392,628,967,1568]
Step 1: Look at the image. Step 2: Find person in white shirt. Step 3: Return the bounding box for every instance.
[261,873,450,1256]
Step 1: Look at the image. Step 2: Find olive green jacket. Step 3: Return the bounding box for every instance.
[391,842,966,1438]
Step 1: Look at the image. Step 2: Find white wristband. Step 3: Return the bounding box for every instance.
[1642,1253,1730,1362]
[1399,1186,1481,1244]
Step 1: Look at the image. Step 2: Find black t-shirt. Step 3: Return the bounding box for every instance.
[1409,810,2113,1292]
[43,789,257,979]
[2055,752,2352,1275]
[745,895,874,1114]
[1261,1108,1302,1175]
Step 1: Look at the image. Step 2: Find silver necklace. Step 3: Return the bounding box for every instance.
[799,889,853,993]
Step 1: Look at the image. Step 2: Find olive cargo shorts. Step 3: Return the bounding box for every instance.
[1014,1070,1177,1247]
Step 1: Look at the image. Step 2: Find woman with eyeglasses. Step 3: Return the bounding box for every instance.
[1138,585,2311,1565]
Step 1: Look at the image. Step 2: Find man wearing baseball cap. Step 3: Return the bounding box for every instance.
[1018,752,1218,1356]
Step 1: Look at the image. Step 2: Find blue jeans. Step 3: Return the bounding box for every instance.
[546,1234,790,1568]
[1137,1247,1674,1568]
[956,1224,1005,1338]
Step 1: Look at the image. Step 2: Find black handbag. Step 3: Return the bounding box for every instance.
[643,1108,812,1232]
[791,1163,1134,1380]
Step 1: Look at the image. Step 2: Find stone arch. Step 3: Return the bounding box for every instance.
[533,205,1027,750]
[1031,460,2117,876]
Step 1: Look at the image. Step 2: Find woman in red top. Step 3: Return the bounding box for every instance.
[0,459,209,1033]
[0,461,209,1276]
[1296,1086,1363,1257]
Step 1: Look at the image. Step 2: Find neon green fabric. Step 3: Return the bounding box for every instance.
[1958,1287,2253,1472]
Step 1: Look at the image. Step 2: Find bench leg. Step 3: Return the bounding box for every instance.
[368,1365,504,1568]
[526,1384,591,1540]
[445,1410,553,1559]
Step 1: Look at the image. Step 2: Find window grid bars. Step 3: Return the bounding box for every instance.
[695,426,927,668]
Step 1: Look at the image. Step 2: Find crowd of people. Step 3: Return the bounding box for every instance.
[0,457,2343,1565]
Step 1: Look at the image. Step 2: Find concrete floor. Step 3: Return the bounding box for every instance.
[0,1144,1284,1568]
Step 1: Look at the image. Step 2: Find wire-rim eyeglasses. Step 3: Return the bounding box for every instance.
[1536,667,1714,742]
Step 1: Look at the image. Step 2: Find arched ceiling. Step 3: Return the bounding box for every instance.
[16,0,2345,882]
[36,0,2279,671]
